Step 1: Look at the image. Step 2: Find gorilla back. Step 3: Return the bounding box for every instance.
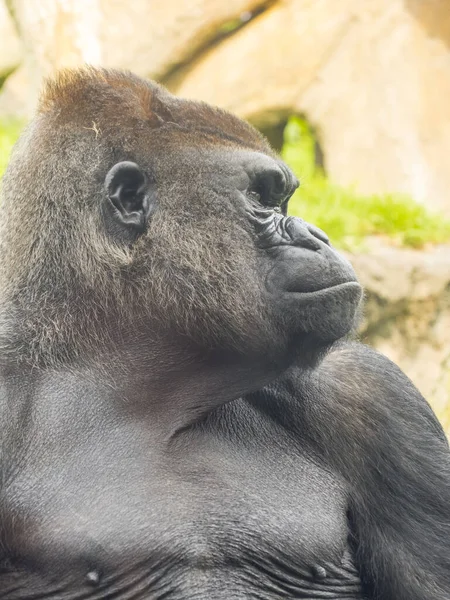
[0,69,448,600]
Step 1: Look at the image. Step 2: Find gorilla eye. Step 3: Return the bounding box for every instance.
[248,181,275,208]
[247,189,262,203]
[247,167,292,211]
[247,185,284,212]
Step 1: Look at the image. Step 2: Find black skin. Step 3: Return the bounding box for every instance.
[0,69,448,599]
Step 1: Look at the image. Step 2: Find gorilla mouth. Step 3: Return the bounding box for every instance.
[264,239,360,298]
[256,210,362,341]
[284,280,361,298]
[278,280,363,342]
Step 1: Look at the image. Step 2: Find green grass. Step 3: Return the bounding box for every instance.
[283,116,450,250]
[0,119,23,178]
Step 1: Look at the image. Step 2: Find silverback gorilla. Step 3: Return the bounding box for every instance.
[0,68,448,600]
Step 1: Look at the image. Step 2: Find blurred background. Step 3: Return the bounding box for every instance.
[0,0,449,434]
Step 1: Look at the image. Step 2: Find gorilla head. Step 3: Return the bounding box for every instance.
[0,69,361,371]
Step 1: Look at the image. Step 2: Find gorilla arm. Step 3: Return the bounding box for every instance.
[248,343,450,600]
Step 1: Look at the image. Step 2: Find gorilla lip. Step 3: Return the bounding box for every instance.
[272,280,362,301]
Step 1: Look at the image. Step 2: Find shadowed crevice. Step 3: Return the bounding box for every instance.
[161,0,278,89]
[406,0,450,48]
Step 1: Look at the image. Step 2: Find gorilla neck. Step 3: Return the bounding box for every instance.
[100,334,285,427]
[0,323,285,429]
[0,264,296,420]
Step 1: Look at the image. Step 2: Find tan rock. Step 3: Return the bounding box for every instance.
[348,241,450,435]
[0,0,102,115]
[299,0,450,216]
[0,0,22,79]
[99,0,272,79]
[172,0,358,126]
[0,0,268,115]
[174,0,450,215]
[0,66,28,116]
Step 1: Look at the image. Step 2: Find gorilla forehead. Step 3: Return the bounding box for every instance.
[39,67,270,154]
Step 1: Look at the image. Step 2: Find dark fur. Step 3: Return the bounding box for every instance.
[0,68,448,600]
[249,344,450,599]
[0,68,275,365]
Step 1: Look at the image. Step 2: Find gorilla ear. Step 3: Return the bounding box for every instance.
[104,161,155,237]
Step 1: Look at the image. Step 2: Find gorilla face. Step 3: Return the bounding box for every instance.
[0,69,362,367]
[236,152,361,345]
[101,139,361,355]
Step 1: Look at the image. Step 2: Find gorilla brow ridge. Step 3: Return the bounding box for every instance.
[37,67,268,153]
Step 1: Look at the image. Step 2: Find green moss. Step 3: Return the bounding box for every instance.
[0,119,23,178]
[218,18,243,34]
[282,116,450,250]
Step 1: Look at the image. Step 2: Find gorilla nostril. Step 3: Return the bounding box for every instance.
[306,223,330,246]
[284,218,321,251]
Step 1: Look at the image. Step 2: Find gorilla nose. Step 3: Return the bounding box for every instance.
[284,217,330,250]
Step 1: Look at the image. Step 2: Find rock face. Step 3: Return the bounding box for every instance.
[0,0,269,115]
[0,1,21,80]
[349,241,450,436]
[98,0,272,80]
[0,0,103,114]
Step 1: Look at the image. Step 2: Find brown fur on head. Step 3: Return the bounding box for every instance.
[38,67,267,150]
[0,68,276,367]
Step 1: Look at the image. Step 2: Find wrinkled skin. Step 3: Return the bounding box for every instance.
[0,69,448,600]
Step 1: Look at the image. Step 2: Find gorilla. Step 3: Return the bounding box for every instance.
[0,68,448,600]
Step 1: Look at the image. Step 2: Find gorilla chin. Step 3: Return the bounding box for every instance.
[252,208,362,343]
[281,280,362,344]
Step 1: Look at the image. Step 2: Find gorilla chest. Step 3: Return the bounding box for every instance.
[0,416,361,599]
